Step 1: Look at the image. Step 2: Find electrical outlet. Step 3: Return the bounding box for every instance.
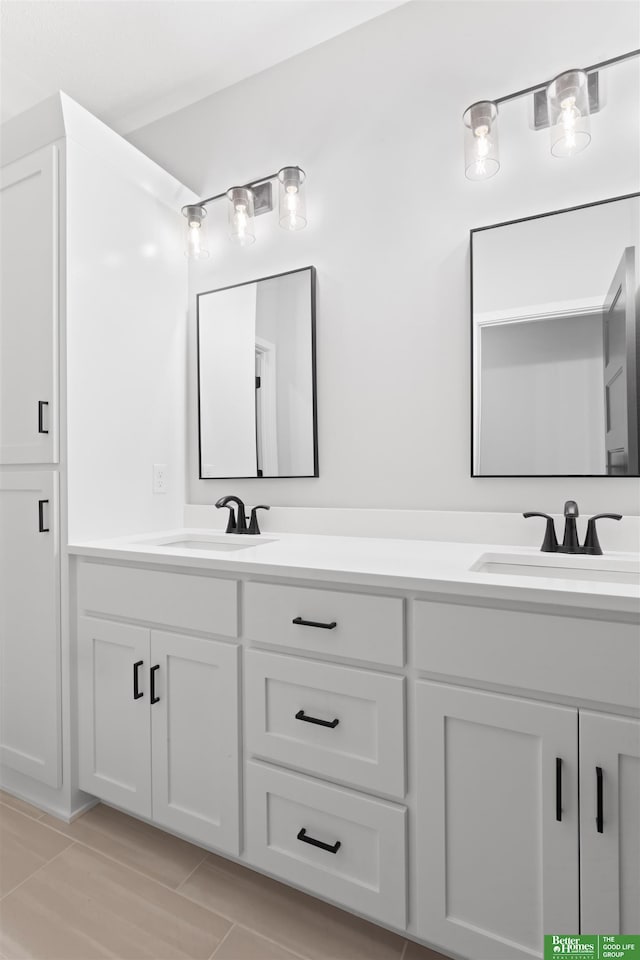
[153,464,168,494]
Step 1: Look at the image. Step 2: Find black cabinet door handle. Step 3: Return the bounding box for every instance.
[150,665,160,704]
[596,766,604,833]
[292,616,337,630]
[38,499,49,533]
[295,709,339,729]
[38,401,49,434]
[297,828,341,854]
[133,661,144,700]
[556,757,563,821]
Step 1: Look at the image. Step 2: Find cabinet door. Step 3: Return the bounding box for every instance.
[150,631,240,853]
[78,617,151,817]
[0,146,58,464]
[0,472,60,786]
[415,682,579,960]
[580,711,640,934]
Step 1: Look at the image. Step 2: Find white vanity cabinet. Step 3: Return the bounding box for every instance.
[0,145,58,466]
[579,711,640,934]
[415,681,580,960]
[0,472,61,787]
[77,615,240,854]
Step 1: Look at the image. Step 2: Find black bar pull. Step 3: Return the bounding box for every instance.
[556,757,563,821]
[596,766,604,833]
[133,661,144,700]
[292,616,337,630]
[150,665,160,704]
[297,828,341,854]
[295,709,339,729]
[38,499,49,533]
[38,401,49,434]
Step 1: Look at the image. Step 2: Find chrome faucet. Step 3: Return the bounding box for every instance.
[524,501,622,555]
[215,496,270,535]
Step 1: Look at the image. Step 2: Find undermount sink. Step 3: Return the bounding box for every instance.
[145,534,276,552]
[471,552,640,586]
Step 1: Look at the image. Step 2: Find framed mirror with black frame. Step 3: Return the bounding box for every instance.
[471,193,640,478]
[197,265,318,480]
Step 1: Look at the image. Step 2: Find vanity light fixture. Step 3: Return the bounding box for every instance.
[182,205,210,260]
[278,166,307,230]
[463,101,500,181]
[181,165,307,260]
[227,186,256,246]
[546,69,591,157]
[463,48,639,180]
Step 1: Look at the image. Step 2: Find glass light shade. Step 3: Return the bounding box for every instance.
[182,205,210,260]
[278,166,307,230]
[463,101,500,181]
[227,186,256,246]
[546,70,591,157]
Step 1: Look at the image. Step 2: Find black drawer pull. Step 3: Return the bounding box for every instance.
[150,665,160,704]
[295,709,339,729]
[133,661,144,700]
[556,757,563,821]
[292,616,337,630]
[297,828,341,854]
[38,401,49,434]
[596,766,604,833]
[38,499,49,532]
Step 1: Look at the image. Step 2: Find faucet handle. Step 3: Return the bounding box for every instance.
[247,504,270,536]
[583,513,622,556]
[523,512,559,553]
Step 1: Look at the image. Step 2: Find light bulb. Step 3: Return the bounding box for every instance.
[227,187,256,246]
[278,167,307,230]
[546,70,591,158]
[181,205,210,260]
[463,102,500,181]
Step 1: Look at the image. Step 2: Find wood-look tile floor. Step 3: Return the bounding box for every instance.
[0,792,450,960]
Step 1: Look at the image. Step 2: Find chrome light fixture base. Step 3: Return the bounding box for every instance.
[532,71,601,129]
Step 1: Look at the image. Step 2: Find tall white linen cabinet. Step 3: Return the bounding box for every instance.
[0,93,192,818]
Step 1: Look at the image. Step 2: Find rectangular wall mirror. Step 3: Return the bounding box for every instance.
[197,266,318,479]
[471,194,640,477]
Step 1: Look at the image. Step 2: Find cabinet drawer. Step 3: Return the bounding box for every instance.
[413,601,640,708]
[245,650,405,797]
[244,582,404,666]
[77,562,238,637]
[245,761,407,929]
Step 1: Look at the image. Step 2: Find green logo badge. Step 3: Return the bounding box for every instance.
[545,936,640,959]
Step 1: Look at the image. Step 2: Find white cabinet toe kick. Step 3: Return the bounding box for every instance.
[72,558,640,960]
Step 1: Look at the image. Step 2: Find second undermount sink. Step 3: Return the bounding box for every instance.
[145,534,276,552]
[471,552,640,586]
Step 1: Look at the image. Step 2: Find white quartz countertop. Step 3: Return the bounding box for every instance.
[67,529,640,618]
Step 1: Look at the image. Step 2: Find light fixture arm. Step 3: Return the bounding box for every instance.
[195,171,281,209]
[491,48,639,107]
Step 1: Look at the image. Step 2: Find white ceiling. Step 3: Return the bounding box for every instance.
[0,0,406,134]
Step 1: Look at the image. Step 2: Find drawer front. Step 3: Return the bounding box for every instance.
[245,650,405,797]
[245,761,407,929]
[77,562,238,637]
[413,601,640,708]
[244,581,404,666]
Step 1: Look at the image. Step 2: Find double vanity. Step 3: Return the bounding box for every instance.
[69,524,640,960]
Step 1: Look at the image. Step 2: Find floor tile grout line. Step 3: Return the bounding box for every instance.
[0,798,47,823]
[208,922,236,959]
[400,939,409,960]
[175,851,210,892]
[0,841,77,903]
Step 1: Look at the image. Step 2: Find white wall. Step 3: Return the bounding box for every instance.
[66,137,187,540]
[129,0,640,515]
